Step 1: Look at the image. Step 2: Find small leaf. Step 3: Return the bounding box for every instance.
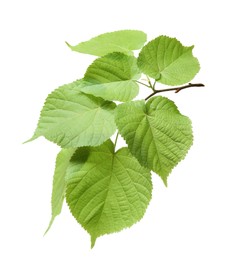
[45,148,76,234]
[27,81,116,148]
[81,52,141,102]
[66,30,147,56]
[115,96,193,185]
[66,140,152,247]
[137,36,200,86]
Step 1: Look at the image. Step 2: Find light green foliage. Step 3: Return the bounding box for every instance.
[115,97,193,185]
[66,30,147,56]
[27,30,203,247]
[66,140,152,247]
[45,148,76,234]
[81,52,141,102]
[28,81,116,148]
[137,36,200,86]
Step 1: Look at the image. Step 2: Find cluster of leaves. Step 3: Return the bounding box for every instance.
[27,30,202,247]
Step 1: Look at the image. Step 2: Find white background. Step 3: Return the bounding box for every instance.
[1,0,228,259]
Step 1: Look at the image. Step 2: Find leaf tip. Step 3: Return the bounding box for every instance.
[43,217,54,236]
[22,135,38,144]
[162,177,168,187]
[43,228,49,237]
[90,235,97,249]
[65,41,73,50]
[22,140,30,145]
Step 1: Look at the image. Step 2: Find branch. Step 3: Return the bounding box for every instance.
[145,83,205,101]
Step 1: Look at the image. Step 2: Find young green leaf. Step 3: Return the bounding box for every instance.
[66,30,147,56]
[66,140,152,248]
[137,36,200,86]
[115,96,193,185]
[45,148,76,234]
[81,52,141,102]
[27,81,116,148]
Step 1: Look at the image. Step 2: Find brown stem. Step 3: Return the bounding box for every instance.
[145,83,205,101]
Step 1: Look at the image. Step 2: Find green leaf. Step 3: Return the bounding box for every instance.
[115,96,193,185]
[27,81,116,148]
[137,36,200,86]
[81,52,141,102]
[45,148,76,234]
[66,140,152,247]
[66,30,147,57]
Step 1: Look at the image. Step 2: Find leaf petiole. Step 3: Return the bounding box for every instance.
[136,80,150,88]
[146,76,155,91]
[114,132,119,152]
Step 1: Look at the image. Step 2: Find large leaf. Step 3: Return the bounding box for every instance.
[45,148,75,234]
[137,36,200,86]
[66,140,152,247]
[66,30,147,56]
[27,81,116,148]
[115,96,193,185]
[81,52,141,102]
